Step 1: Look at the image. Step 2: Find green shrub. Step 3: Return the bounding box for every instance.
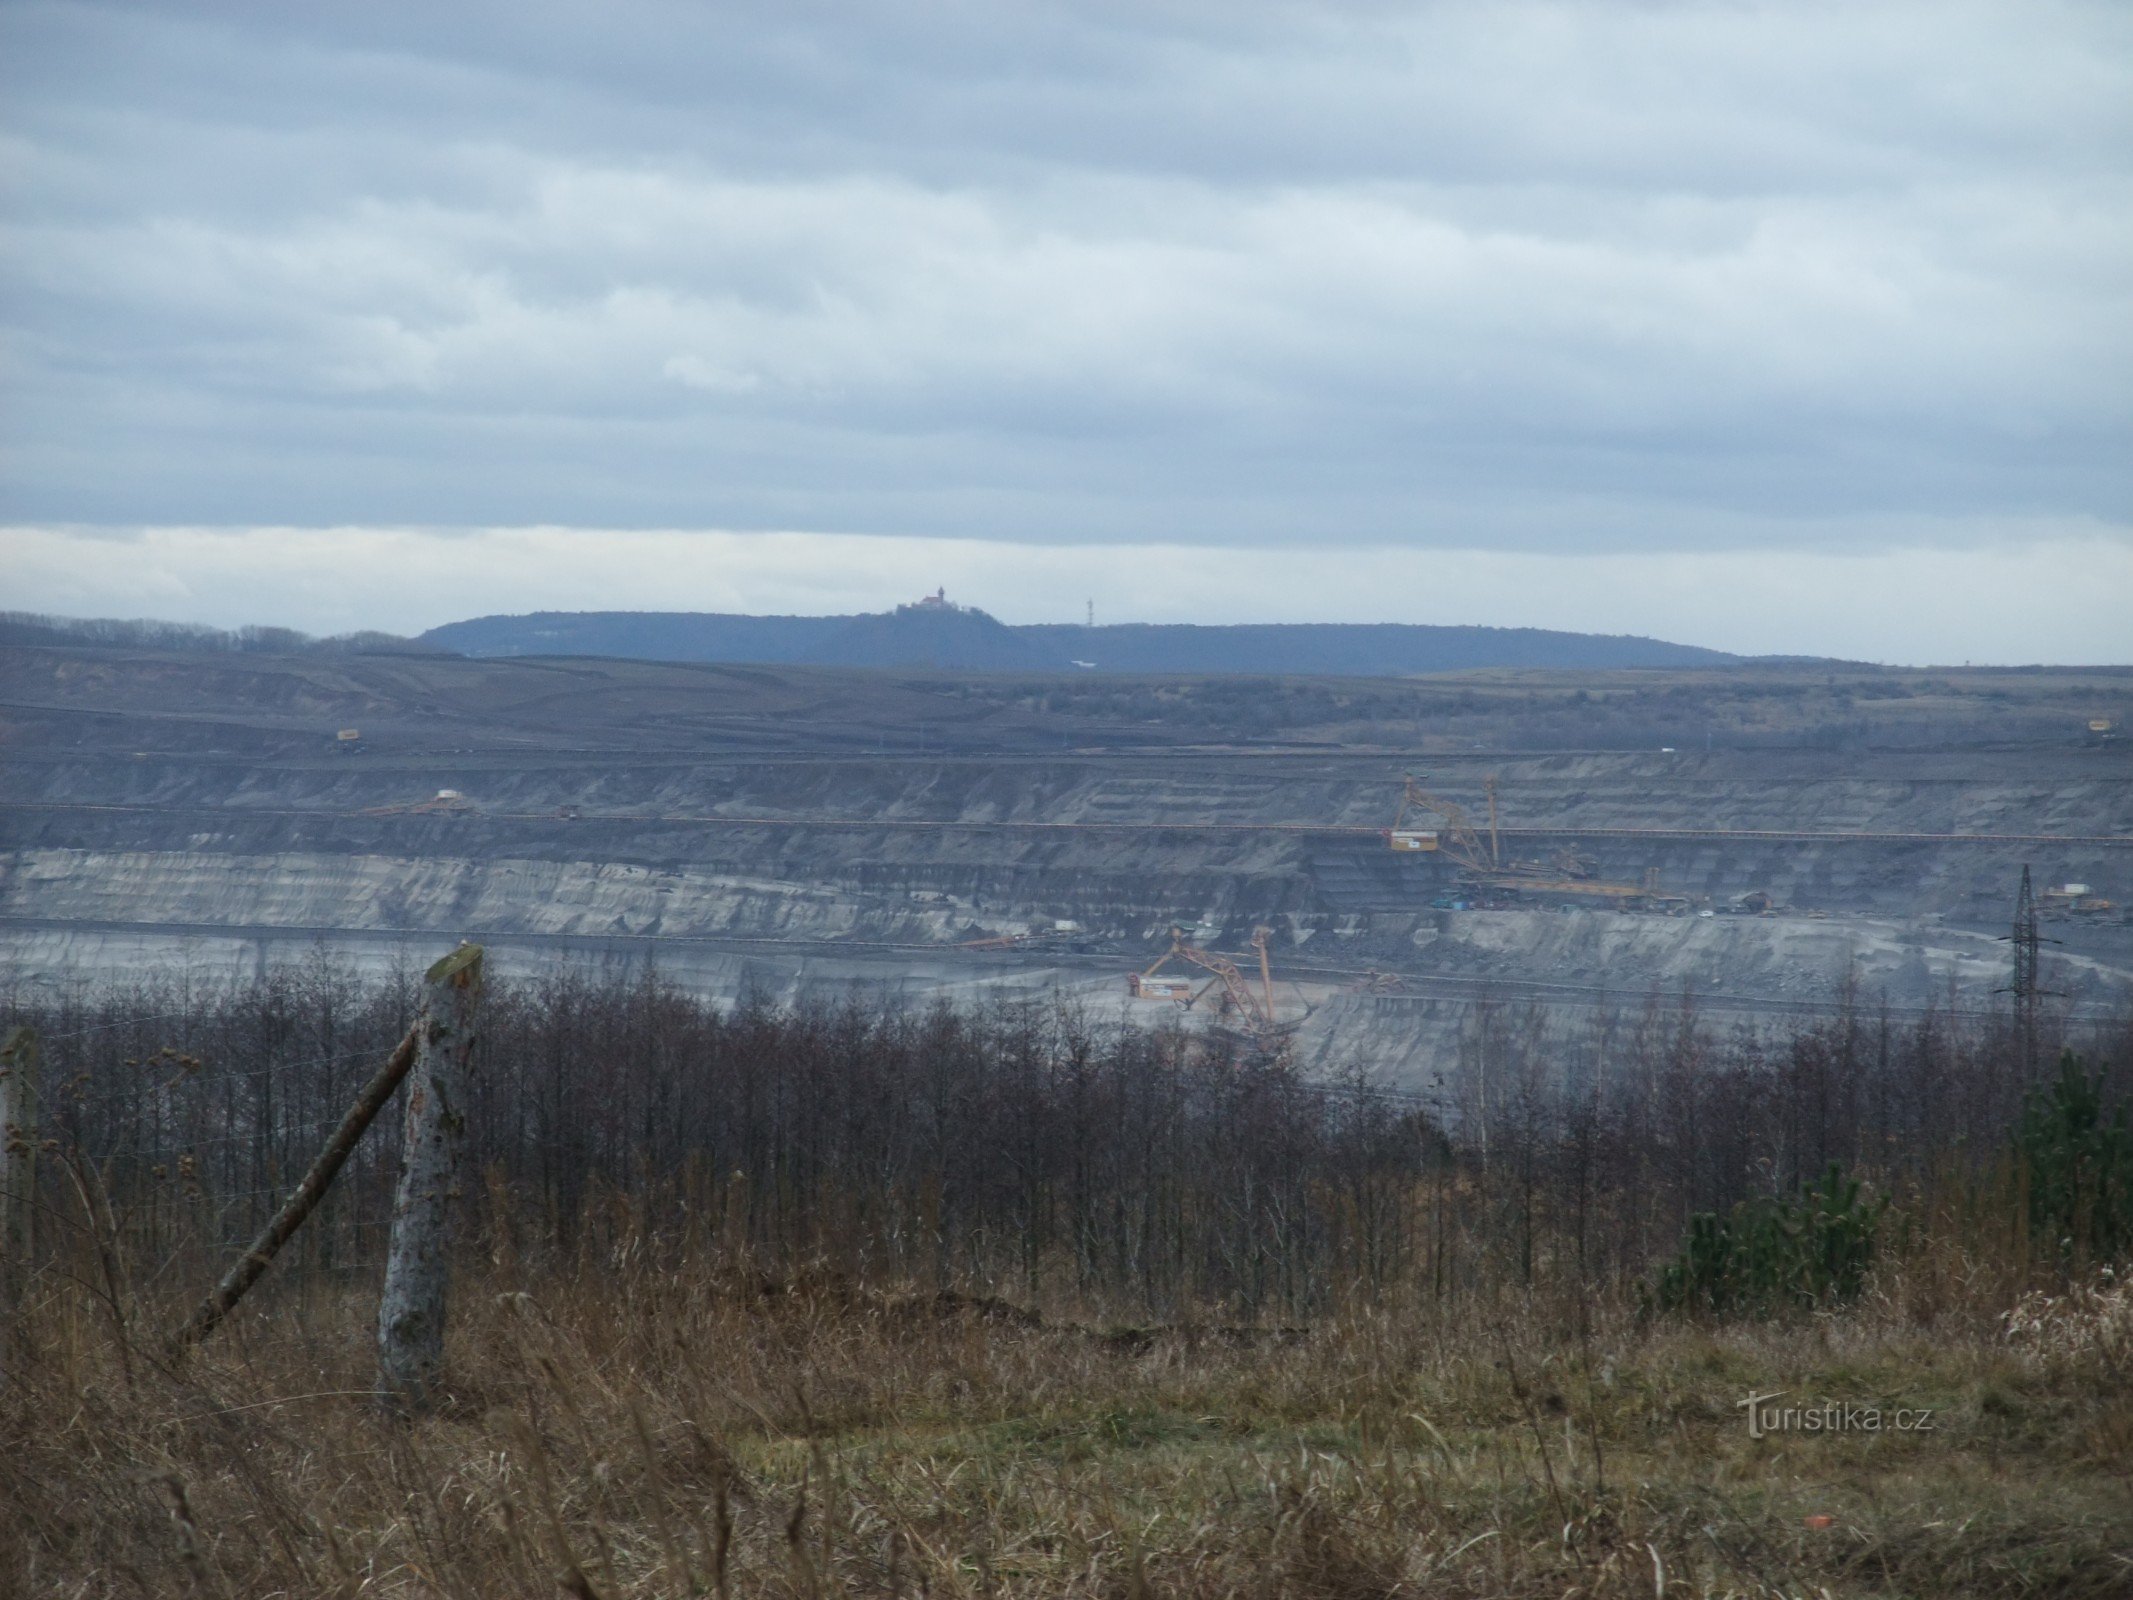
[1650,1164,1886,1317]
[2015,1051,2133,1267]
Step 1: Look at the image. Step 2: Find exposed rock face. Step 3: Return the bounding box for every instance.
[3,645,2128,1084]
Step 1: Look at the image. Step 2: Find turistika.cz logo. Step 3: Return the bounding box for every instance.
[1738,1391,1936,1439]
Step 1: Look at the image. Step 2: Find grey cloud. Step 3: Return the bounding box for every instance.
[1,0,2128,547]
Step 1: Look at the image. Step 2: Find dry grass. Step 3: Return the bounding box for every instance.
[3,1249,2130,1599]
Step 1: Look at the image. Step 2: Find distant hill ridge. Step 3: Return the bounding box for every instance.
[420,605,1739,674]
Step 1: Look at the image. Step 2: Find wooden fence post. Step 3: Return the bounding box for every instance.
[167,1019,424,1355]
[378,942,484,1414]
[2,1026,41,1305]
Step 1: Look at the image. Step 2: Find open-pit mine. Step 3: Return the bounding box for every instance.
[3,644,2128,1083]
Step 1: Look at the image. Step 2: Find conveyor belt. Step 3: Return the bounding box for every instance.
[2,799,2126,847]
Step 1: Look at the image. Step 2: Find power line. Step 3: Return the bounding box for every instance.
[24,1010,206,1042]
[54,1043,395,1106]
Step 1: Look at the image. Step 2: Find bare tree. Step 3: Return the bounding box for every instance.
[2,1026,41,1323]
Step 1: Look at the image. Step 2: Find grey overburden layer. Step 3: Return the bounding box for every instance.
[2,645,2128,1087]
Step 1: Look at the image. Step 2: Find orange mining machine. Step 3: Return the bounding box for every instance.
[1127,925,1299,1049]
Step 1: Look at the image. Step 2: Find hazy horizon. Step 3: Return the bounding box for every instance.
[4,2,2128,662]
[6,524,2130,666]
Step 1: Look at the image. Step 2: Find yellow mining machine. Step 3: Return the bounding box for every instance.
[1387,774,1688,908]
[1128,925,1297,1048]
[2040,882,2116,917]
[962,920,1107,953]
[360,788,480,818]
[1343,968,1407,995]
[1386,775,1490,865]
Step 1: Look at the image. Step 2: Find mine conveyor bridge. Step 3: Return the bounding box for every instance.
[4,801,2127,848]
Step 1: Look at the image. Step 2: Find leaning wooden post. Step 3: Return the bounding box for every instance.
[2,1026,42,1306]
[378,943,484,1415]
[167,1019,423,1354]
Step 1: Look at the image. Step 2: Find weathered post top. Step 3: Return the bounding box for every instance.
[426,942,485,988]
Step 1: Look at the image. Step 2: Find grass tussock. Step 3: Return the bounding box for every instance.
[4,1252,2129,1599]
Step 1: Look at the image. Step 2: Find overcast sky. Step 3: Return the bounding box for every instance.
[3,1,2128,661]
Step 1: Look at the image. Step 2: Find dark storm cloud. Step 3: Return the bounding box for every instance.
[2,0,2129,545]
